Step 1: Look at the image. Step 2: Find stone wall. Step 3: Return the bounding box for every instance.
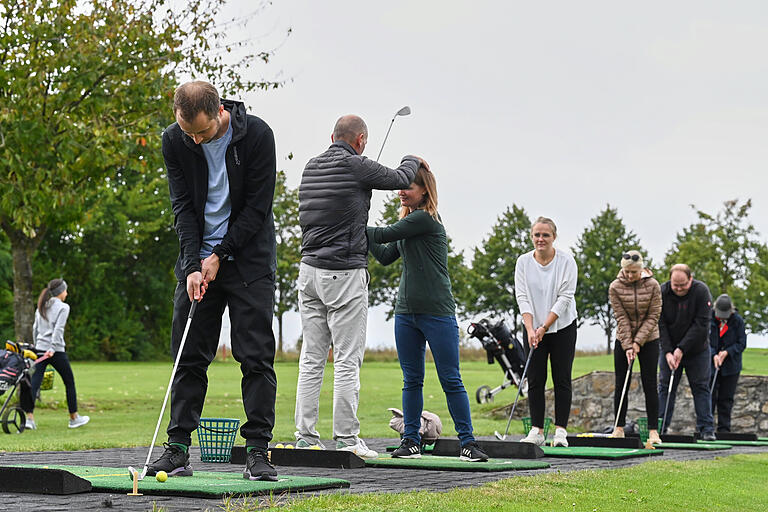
[493,371,768,435]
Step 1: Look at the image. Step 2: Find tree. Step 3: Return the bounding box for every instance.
[458,205,531,335]
[0,0,284,342]
[573,205,645,353]
[664,199,768,334]
[273,164,301,352]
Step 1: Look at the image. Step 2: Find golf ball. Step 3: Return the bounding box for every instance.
[275,443,284,449]
[309,445,322,450]
[156,471,168,482]
[285,444,295,449]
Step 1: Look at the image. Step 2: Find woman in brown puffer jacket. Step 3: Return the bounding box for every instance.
[608,250,662,444]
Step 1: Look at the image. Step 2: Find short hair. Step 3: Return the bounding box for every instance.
[669,263,692,279]
[333,115,368,145]
[531,216,557,237]
[173,81,220,122]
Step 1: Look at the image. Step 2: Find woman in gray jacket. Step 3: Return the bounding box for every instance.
[23,279,89,430]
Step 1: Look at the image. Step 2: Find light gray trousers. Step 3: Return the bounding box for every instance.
[294,262,368,445]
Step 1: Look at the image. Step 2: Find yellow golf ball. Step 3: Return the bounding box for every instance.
[156,471,168,482]
[275,443,284,449]
[285,444,294,449]
[309,445,322,450]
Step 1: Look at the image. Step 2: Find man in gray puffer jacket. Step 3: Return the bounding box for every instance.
[295,114,425,458]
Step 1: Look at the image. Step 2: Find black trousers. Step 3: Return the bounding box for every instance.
[23,352,78,414]
[613,339,659,427]
[711,372,739,432]
[167,262,277,450]
[525,320,577,428]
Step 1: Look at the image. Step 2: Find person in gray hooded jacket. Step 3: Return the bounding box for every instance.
[294,114,426,458]
[23,278,90,430]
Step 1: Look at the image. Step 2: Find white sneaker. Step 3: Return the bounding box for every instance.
[520,427,545,446]
[336,439,378,459]
[552,427,568,447]
[68,415,90,428]
[25,419,37,430]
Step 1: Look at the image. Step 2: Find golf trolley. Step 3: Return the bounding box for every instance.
[0,341,42,434]
[467,318,529,404]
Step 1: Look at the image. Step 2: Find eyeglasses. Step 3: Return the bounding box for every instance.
[622,253,640,261]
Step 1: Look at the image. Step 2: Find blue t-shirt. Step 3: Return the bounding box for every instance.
[200,118,233,258]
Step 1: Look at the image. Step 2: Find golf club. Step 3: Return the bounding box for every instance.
[613,358,634,433]
[710,364,719,414]
[375,106,411,162]
[661,368,676,434]
[133,299,198,481]
[495,345,536,441]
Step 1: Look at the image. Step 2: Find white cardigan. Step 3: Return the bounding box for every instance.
[514,249,578,333]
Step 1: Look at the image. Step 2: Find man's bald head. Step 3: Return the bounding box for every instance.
[333,115,368,146]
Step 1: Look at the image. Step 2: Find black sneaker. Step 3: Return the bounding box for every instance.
[700,431,717,442]
[391,437,421,459]
[459,441,489,462]
[244,449,278,481]
[146,443,193,476]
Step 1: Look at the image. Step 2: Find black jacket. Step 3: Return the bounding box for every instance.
[163,99,276,281]
[710,311,747,377]
[299,141,418,270]
[659,279,712,356]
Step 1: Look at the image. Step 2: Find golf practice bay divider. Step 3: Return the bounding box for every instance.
[432,439,545,459]
[230,446,366,468]
[364,456,550,472]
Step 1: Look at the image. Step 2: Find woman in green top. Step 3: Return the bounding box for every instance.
[368,166,487,462]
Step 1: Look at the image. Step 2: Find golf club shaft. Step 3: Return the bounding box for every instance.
[141,299,198,475]
[375,116,396,162]
[710,365,719,414]
[501,345,536,438]
[661,369,675,434]
[613,358,634,432]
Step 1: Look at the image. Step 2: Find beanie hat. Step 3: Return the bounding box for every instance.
[621,250,644,270]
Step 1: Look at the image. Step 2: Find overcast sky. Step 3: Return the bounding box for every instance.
[216,0,768,350]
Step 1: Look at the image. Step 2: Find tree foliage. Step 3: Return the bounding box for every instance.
[458,205,531,335]
[273,165,301,352]
[664,199,768,334]
[0,0,284,343]
[573,205,644,353]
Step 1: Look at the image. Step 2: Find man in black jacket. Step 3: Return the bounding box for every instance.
[658,264,716,440]
[294,115,424,457]
[148,81,278,481]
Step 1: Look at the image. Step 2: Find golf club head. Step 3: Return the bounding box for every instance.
[494,430,505,441]
[396,106,411,117]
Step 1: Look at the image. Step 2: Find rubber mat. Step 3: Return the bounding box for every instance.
[16,464,349,497]
[365,455,549,472]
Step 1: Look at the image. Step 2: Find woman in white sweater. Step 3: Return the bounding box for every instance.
[23,279,89,430]
[515,217,577,447]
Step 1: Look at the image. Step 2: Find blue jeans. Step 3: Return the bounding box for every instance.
[658,348,714,434]
[394,314,475,446]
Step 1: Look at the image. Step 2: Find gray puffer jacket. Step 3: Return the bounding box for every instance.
[299,141,418,270]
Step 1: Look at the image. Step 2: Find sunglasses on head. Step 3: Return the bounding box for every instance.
[622,253,640,261]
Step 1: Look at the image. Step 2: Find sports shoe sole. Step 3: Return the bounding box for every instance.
[459,456,488,462]
[391,453,421,459]
[243,470,278,482]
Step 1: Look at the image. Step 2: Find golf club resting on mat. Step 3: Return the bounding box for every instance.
[106,80,749,484]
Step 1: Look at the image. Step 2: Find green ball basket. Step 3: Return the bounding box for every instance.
[636,417,663,442]
[522,417,553,439]
[197,417,240,463]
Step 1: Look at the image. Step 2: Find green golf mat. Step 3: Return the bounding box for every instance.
[365,455,549,472]
[760,438,768,442]
[18,465,349,497]
[701,440,768,447]
[657,442,731,450]
[540,446,663,460]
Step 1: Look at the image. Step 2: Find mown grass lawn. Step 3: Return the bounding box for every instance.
[2,349,766,453]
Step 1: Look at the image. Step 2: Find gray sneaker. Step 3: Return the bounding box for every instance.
[296,438,326,449]
[25,419,37,430]
[336,439,378,459]
[68,415,90,428]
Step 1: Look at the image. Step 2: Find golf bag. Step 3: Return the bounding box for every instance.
[467,318,528,404]
[0,341,39,434]
[0,349,25,395]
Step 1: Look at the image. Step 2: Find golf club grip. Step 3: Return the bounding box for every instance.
[188,298,198,319]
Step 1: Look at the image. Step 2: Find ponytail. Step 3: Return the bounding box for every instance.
[37,278,66,321]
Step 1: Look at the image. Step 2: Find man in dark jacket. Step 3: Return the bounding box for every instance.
[148,81,278,481]
[294,114,424,457]
[658,264,716,440]
[710,294,747,432]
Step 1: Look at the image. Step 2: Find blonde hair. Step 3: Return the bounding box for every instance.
[400,166,439,221]
[531,216,557,237]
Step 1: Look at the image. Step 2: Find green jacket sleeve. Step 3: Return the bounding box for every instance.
[368,210,435,244]
[367,227,400,265]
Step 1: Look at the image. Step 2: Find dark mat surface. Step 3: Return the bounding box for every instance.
[567,436,643,449]
[540,446,663,460]
[365,455,550,472]
[10,464,349,497]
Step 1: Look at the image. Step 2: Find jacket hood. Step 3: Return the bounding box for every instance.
[616,267,653,284]
[222,99,247,144]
